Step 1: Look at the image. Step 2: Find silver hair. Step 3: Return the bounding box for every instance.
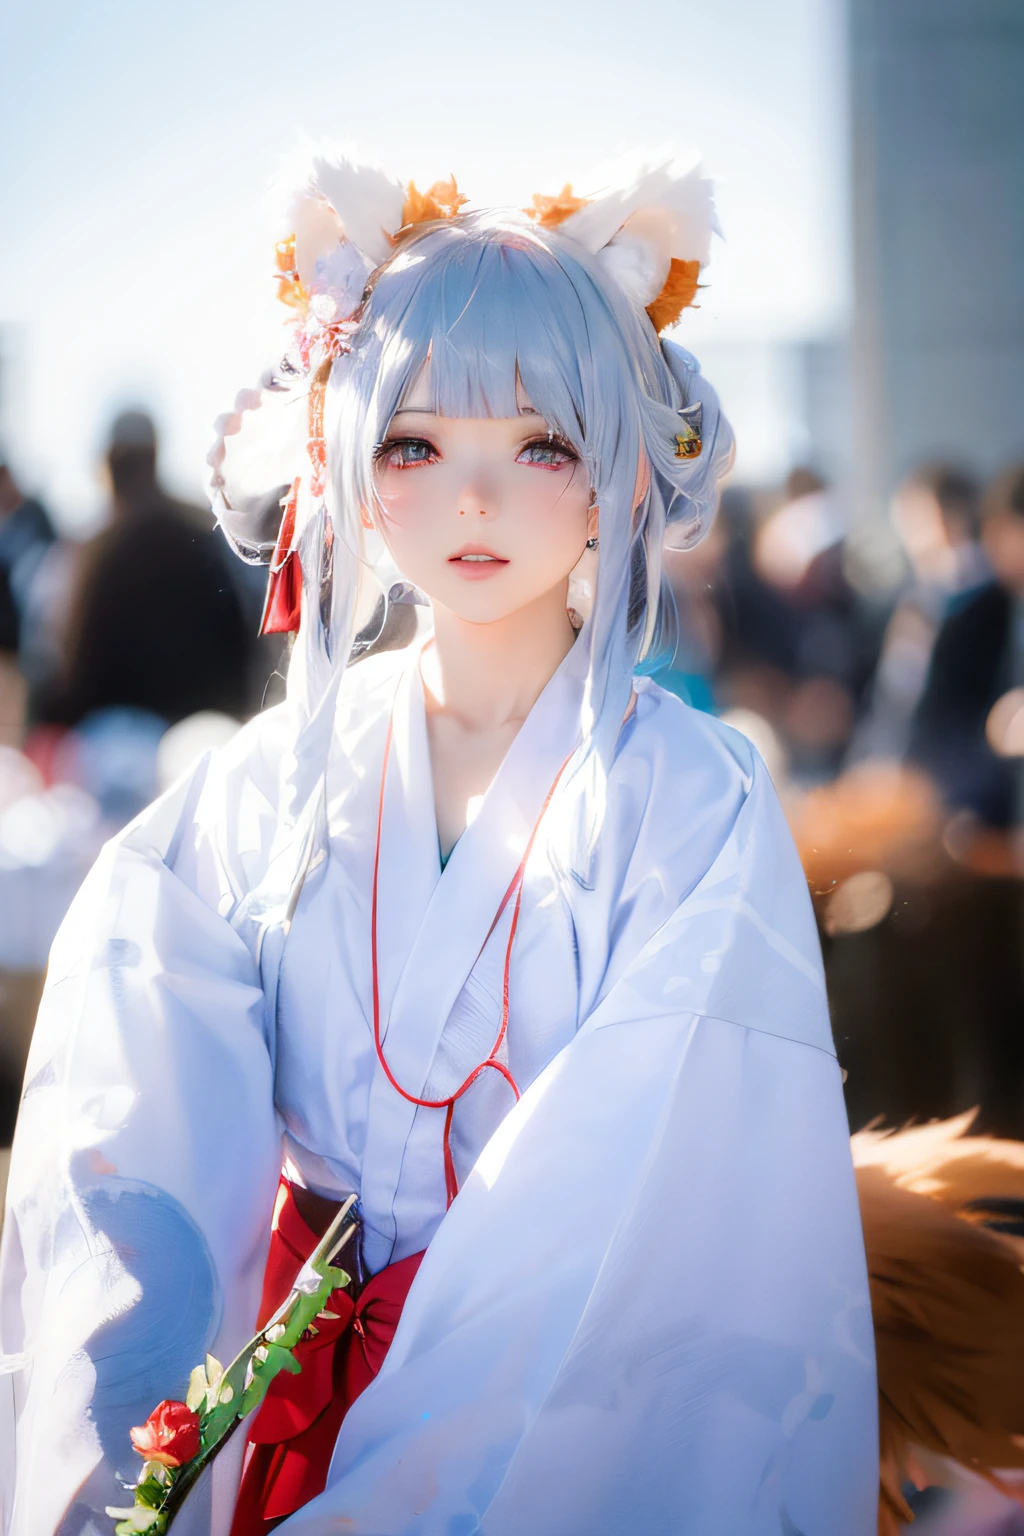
[285,211,733,890]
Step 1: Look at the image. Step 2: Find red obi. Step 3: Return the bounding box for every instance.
[230,1181,424,1533]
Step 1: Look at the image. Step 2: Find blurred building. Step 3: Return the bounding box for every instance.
[850,0,1024,515]
[695,336,853,489]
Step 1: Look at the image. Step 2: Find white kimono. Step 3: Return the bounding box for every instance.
[0,636,878,1535]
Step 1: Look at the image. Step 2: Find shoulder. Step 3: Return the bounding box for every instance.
[605,680,806,923]
[611,680,761,832]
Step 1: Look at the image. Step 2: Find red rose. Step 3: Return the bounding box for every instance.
[130,1399,201,1467]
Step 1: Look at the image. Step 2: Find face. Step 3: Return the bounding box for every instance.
[370,383,595,624]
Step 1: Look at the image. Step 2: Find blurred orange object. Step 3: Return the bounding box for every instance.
[790,762,945,891]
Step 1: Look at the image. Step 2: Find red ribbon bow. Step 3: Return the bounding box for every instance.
[230,1182,423,1530]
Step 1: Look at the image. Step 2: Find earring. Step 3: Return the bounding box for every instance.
[674,401,703,460]
[585,536,599,550]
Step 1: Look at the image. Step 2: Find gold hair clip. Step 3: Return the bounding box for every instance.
[674,402,703,460]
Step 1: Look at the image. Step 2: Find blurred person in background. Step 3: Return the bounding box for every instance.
[40,409,254,730]
[909,463,1024,838]
[0,458,56,651]
[0,458,58,727]
[0,567,25,750]
[714,468,879,779]
[850,464,990,765]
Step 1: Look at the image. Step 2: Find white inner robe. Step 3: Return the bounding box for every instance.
[0,637,878,1535]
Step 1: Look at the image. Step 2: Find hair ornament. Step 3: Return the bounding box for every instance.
[259,478,303,635]
[528,155,717,331]
[523,184,591,228]
[399,176,469,230]
[674,401,703,460]
[209,145,722,653]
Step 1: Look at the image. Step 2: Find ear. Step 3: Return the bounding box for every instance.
[595,208,673,310]
[307,150,407,266]
[360,504,376,531]
[551,156,717,332]
[587,500,600,541]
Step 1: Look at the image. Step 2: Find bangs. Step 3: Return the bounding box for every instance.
[365,223,611,451]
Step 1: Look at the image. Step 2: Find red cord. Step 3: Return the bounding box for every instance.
[371,698,572,1205]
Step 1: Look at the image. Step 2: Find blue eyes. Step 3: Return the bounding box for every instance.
[374,436,578,471]
[375,439,437,470]
[516,440,577,468]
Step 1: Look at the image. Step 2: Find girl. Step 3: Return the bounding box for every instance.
[0,151,878,1534]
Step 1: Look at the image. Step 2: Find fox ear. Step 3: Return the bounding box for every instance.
[305,150,407,267]
[549,156,718,331]
[594,207,674,310]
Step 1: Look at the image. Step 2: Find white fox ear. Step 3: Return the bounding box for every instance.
[277,150,472,302]
[594,208,674,309]
[307,151,407,267]
[547,156,718,331]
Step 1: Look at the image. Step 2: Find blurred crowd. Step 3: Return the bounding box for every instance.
[656,456,1024,1142]
[1,421,1023,1157]
[0,412,285,1141]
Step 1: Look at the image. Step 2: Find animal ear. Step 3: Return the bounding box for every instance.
[544,156,718,332]
[594,207,674,311]
[307,151,407,266]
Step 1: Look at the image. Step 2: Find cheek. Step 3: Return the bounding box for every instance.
[375,470,439,530]
[508,468,590,542]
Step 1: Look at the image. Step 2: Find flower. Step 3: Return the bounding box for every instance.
[129,1400,201,1468]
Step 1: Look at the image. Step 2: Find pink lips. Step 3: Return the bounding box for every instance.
[447,544,510,580]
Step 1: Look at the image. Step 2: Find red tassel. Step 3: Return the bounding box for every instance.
[260,480,302,636]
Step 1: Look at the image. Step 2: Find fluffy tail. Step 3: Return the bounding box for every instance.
[852,1114,1024,1534]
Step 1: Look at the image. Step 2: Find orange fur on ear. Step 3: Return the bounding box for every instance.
[853,1117,1024,1534]
[646,257,701,332]
[400,177,468,230]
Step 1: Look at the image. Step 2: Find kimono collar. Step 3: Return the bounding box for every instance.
[373,632,589,1099]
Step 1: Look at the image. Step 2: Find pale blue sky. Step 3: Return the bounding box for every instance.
[0,0,848,523]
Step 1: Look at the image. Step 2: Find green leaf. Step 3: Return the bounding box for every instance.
[134,1473,168,1510]
[109,1506,167,1534]
[238,1372,271,1417]
[263,1342,302,1377]
[199,1400,239,1447]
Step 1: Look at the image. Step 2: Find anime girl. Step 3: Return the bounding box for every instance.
[0,151,881,1534]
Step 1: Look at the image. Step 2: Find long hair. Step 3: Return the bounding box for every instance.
[308,211,733,883]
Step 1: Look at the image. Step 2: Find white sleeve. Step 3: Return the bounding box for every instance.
[279,760,879,1536]
[0,764,282,1536]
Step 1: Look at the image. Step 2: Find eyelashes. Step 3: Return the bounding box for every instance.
[373,437,438,471]
[373,433,579,472]
[516,437,578,468]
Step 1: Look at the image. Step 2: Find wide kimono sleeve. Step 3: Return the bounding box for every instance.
[0,746,283,1536]
[281,745,879,1536]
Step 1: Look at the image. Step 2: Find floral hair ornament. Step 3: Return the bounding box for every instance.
[207,154,474,649]
[207,146,719,657]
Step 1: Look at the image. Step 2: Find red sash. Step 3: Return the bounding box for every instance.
[230,1182,423,1532]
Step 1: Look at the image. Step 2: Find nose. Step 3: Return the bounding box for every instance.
[456,464,500,519]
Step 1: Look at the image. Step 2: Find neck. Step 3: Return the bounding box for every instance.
[422,584,577,731]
